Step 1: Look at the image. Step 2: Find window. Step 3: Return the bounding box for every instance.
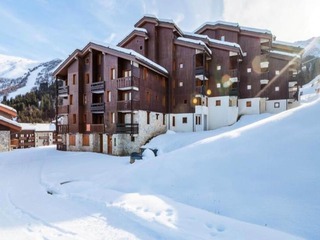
[111,68,116,80]
[85,73,90,84]
[179,82,183,87]
[146,91,151,104]
[275,70,280,75]
[246,101,252,107]
[216,83,221,88]
[69,135,75,146]
[247,85,252,90]
[221,36,225,41]
[172,116,176,127]
[217,65,221,71]
[114,138,117,147]
[275,86,280,91]
[131,136,135,142]
[107,91,111,102]
[196,115,201,125]
[143,68,148,80]
[72,74,76,85]
[98,54,102,65]
[274,102,280,108]
[72,114,77,124]
[182,117,187,124]
[124,70,131,77]
[179,63,184,69]
[83,114,87,123]
[184,99,187,104]
[247,68,252,73]
[85,58,90,64]
[111,113,115,124]
[82,134,90,146]
[163,113,166,125]
[83,94,87,105]
[70,95,73,105]
[156,113,159,120]
[216,100,221,106]
[147,111,150,124]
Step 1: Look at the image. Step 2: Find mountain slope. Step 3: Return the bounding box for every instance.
[0,54,61,100]
[295,36,320,57]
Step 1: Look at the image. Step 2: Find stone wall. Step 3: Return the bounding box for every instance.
[0,131,10,152]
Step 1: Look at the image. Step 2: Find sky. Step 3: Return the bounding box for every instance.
[0,0,319,61]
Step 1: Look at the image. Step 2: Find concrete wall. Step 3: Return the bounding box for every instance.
[0,131,10,152]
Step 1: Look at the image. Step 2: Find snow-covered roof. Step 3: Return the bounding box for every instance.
[176,37,212,55]
[134,27,148,33]
[240,26,272,35]
[183,32,244,55]
[0,103,17,113]
[194,21,239,33]
[20,123,56,132]
[103,44,168,75]
[273,40,303,48]
[0,115,21,128]
[270,50,301,59]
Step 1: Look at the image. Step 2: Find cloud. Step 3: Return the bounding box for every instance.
[222,0,320,42]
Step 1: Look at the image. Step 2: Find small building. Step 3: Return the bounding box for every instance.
[11,123,56,149]
[0,103,21,152]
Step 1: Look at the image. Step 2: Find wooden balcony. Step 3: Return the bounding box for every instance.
[229,88,239,96]
[84,124,105,133]
[57,124,69,134]
[91,103,105,113]
[57,105,69,115]
[116,123,139,134]
[58,86,69,97]
[117,76,139,90]
[195,66,209,80]
[91,81,105,93]
[117,100,140,111]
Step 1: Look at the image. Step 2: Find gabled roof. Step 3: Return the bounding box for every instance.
[0,103,17,118]
[20,123,56,132]
[54,42,168,78]
[0,116,21,132]
[118,28,148,47]
[134,15,184,36]
[183,32,244,56]
[175,37,212,55]
[194,20,272,39]
[272,40,304,55]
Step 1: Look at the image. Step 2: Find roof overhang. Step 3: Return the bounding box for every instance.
[0,104,17,118]
[0,117,21,132]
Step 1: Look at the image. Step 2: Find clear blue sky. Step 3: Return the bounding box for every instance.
[0,0,318,61]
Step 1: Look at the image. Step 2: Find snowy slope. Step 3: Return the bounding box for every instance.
[1,97,320,239]
[0,54,38,79]
[0,54,61,100]
[295,36,320,57]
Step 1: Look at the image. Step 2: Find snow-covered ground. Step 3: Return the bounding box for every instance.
[1,81,320,239]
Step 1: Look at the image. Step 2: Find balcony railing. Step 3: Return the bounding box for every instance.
[91,81,105,93]
[91,103,105,113]
[57,105,69,115]
[116,123,139,134]
[57,124,69,134]
[117,100,140,111]
[84,124,105,133]
[117,76,139,89]
[229,88,239,96]
[195,66,209,79]
[58,86,69,97]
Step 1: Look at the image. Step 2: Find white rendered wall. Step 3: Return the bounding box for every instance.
[168,113,194,132]
[266,100,287,114]
[238,98,262,115]
[208,96,238,130]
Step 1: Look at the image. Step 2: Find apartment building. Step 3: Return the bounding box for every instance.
[54,15,303,155]
[0,103,21,152]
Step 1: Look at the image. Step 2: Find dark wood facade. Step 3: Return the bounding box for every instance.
[54,15,303,155]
